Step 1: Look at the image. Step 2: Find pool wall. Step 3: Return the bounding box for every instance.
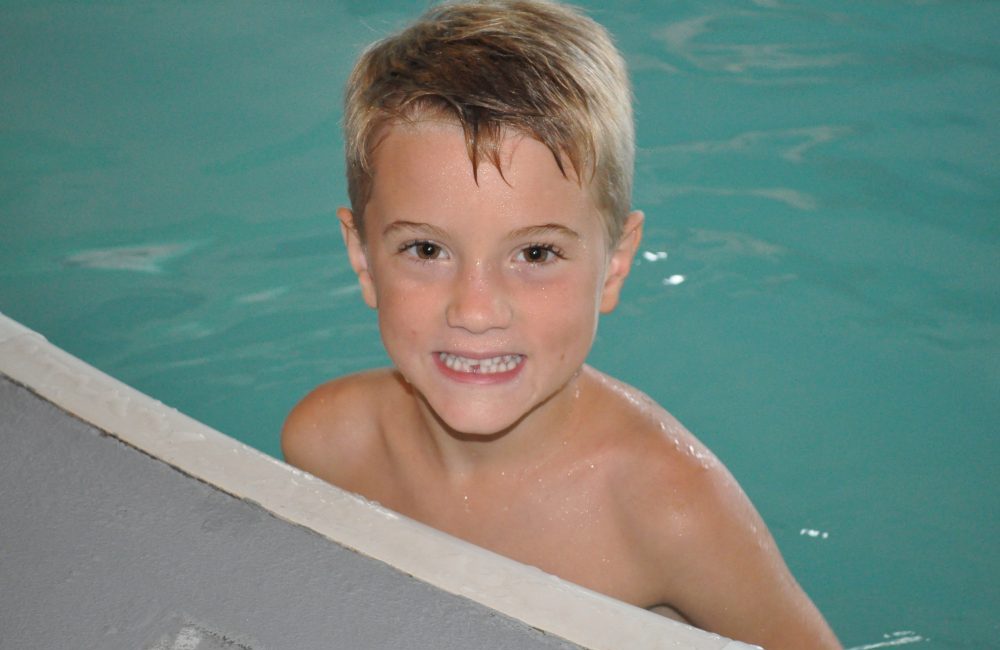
[0,312,755,650]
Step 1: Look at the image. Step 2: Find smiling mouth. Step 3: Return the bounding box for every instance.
[437,352,524,374]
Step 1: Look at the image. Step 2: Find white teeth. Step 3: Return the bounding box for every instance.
[438,352,523,374]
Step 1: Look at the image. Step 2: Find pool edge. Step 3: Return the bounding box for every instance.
[0,310,754,650]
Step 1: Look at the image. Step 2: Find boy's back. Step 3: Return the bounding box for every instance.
[283,2,839,647]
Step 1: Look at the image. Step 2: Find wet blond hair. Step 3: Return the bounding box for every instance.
[343,0,634,245]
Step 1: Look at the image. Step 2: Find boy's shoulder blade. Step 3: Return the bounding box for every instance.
[281,369,403,489]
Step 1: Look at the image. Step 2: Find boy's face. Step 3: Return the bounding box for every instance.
[339,120,642,436]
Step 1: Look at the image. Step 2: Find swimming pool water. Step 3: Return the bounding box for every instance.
[2,1,997,647]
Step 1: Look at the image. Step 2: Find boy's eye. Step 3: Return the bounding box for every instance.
[402,241,444,260]
[519,244,562,264]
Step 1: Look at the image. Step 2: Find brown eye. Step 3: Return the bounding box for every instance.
[524,246,547,262]
[416,242,440,259]
[402,240,444,260]
[519,244,561,264]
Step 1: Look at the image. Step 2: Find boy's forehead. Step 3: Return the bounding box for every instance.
[371,117,585,186]
[363,120,612,243]
[373,119,477,170]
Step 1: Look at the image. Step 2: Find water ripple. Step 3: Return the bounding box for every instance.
[846,631,927,649]
[63,243,197,273]
[648,185,818,210]
[657,10,857,78]
[648,125,852,163]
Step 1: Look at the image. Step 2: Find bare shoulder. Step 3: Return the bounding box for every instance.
[580,367,731,530]
[583,367,840,649]
[581,366,714,487]
[281,368,404,488]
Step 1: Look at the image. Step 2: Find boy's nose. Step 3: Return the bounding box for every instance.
[445,260,513,333]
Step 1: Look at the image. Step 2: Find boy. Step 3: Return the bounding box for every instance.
[283,1,840,647]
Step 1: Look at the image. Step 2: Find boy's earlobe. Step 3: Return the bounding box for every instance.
[599,210,644,314]
[337,207,378,309]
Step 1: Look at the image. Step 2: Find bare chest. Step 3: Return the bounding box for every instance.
[378,470,660,609]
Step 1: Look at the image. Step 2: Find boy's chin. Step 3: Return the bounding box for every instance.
[439,413,521,439]
[420,397,525,439]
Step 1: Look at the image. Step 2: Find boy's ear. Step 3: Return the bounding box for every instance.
[600,210,644,314]
[337,207,378,309]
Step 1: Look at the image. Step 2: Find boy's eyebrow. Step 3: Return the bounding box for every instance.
[381,221,583,242]
[381,220,449,239]
[507,224,582,242]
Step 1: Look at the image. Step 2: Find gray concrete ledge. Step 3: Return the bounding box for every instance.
[0,312,754,650]
[0,374,585,649]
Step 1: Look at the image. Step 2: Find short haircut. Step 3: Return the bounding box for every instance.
[343,0,634,245]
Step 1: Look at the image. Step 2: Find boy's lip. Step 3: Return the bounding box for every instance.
[434,351,526,384]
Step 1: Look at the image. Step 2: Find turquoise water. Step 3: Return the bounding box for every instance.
[1,1,997,646]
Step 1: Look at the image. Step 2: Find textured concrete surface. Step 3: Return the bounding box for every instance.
[0,375,581,650]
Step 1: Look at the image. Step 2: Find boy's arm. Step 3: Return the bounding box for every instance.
[635,459,841,650]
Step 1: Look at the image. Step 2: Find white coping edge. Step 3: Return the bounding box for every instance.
[0,311,758,650]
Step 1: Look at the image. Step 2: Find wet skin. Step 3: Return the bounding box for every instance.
[283,119,841,649]
[343,119,640,443]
